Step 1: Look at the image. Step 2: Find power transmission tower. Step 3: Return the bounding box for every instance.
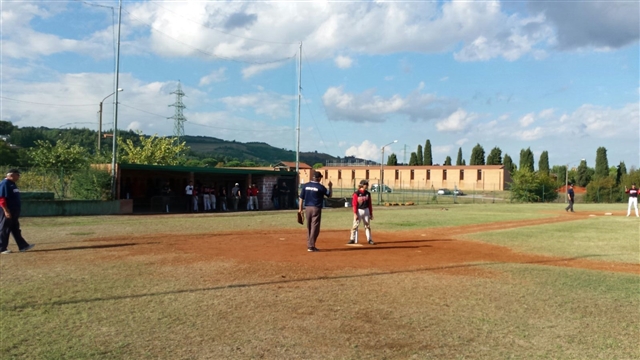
[168,81,187,141]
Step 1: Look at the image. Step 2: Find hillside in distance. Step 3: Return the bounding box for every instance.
[183,135,340,166]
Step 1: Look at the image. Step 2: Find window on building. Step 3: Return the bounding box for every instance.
[395,170,399,180]
[443,169,448,180]
[365,170,369,179]
[460,169,464,180]
[427,170,431,180]
[477,169,482,181]
[410,170,415,180]
[338,170,342,180]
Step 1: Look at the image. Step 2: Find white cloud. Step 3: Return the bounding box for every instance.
[440,76,449,82]
[345,140,380,161]
[384,76,395,81]
[519,113,535,127]
[322,85,453,123]
[219,92,294,119]
[127,121,143,131]
[334,55,353,69]
[199,68,227,86]
[435,109,478,132]
[433,145,453,155]
[538,108,555,119]
[455,138,468,146]
[516,126,545,141]
[242,62,287,79]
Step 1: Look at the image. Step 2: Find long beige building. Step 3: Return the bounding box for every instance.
[298,165,510,192]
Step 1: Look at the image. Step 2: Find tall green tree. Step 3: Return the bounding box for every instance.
[462,159,466,165]
[470,143,485,165]
[0,141,18,166]
[456,147,463,166]
[538,151,550,176]
[594,147,609,179]
[575,159,590,187]
[29,140,90,171]
[508,169,559,203]
[387,153,398,166]
[416,145,423,165]
[486,147,502,165]
[503,154,515,175]
[519,148,535,172]
[616,161,627,185]
[409,152,418,166]
[118,133,189,166]
[551,165,567,187]
[444,156,452,166]
[0,120,15,135]
[424,140,433,165]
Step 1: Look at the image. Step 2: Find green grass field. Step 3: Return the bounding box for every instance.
[1,203,638,359]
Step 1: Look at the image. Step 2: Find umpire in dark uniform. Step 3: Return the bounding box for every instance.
[0,169,35,254]
[298,171,332,252]
[565,183,575,213]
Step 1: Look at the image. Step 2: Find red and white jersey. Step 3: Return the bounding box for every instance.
[626,187,638,198]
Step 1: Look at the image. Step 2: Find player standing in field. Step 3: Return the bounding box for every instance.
[298,171,332,252]
[348,180,375,245]
[625,183,638,217]
[565,183,575,213]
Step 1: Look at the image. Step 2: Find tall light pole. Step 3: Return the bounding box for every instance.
[565,158,585,203]
[110,0,123,199]
[98,88,123,152]
[379,140,397,204]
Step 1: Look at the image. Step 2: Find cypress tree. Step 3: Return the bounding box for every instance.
[409,152,418,166]
[519,148,534,172]
[387,153,398,166]
[486,147,502,165]
[456,147,463,166]
[444,156,452,166]
[576,160,590,187]
[538,151,550,176]
[462,159,466,165]
[503,154,515,175]
[595,147,609,179]
[470,143,485,165]
[416,145,423,165]
[424,140,433,165]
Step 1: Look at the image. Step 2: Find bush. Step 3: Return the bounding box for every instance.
[71,168,112,200]
[585,177,624,203]
[509,170,559,203]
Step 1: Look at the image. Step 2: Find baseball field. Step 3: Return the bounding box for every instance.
[1,203,638,359]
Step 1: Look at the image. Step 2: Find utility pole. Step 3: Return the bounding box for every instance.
[295,42,302,182]
[169,81,187,142]
[110,0,122,199]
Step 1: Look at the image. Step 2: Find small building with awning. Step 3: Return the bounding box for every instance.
[113,163,298,212]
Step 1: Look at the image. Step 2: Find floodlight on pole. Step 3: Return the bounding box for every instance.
[98,88,123,152]
[379,140,398,204]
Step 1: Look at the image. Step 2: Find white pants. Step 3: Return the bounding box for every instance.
[350,208,371,242]
[203,194,211,211]
[193,196,199,211]
[627,197,638,217]
[211,195,216,210]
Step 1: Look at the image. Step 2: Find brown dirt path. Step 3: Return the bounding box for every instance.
[90,212,639,276]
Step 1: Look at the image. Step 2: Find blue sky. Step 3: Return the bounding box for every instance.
[2,0,638,168]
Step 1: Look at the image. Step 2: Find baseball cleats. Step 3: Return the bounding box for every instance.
[19,244,35,252]
[1,249,12,254]
[347,239,356,244]
[307,247,319,252]
[368,240,376,245]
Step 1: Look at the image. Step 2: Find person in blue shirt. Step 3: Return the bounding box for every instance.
[0,169,35,254]
[298,171,332,252]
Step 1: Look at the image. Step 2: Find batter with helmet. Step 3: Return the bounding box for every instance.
[347,179,375,245]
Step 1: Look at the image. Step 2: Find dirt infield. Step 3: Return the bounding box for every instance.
[93,212,639,276]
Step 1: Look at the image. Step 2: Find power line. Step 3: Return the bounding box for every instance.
[122,8,297,65]
[1,96,95,107]
[151,2,298,45]
[120,103,292,133]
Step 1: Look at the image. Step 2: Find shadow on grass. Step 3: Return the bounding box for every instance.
[7,254,611,310]
[31,242,159,252]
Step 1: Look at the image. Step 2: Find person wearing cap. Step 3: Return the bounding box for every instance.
[565,183,575,213]
[231,182,241,211]
[298,171,332,252]
[624,183,639,217]
[0,169,35,254]
[348,180,375,245]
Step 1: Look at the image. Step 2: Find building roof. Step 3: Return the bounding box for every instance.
[324,165,505,170]
[274,161,312,170]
